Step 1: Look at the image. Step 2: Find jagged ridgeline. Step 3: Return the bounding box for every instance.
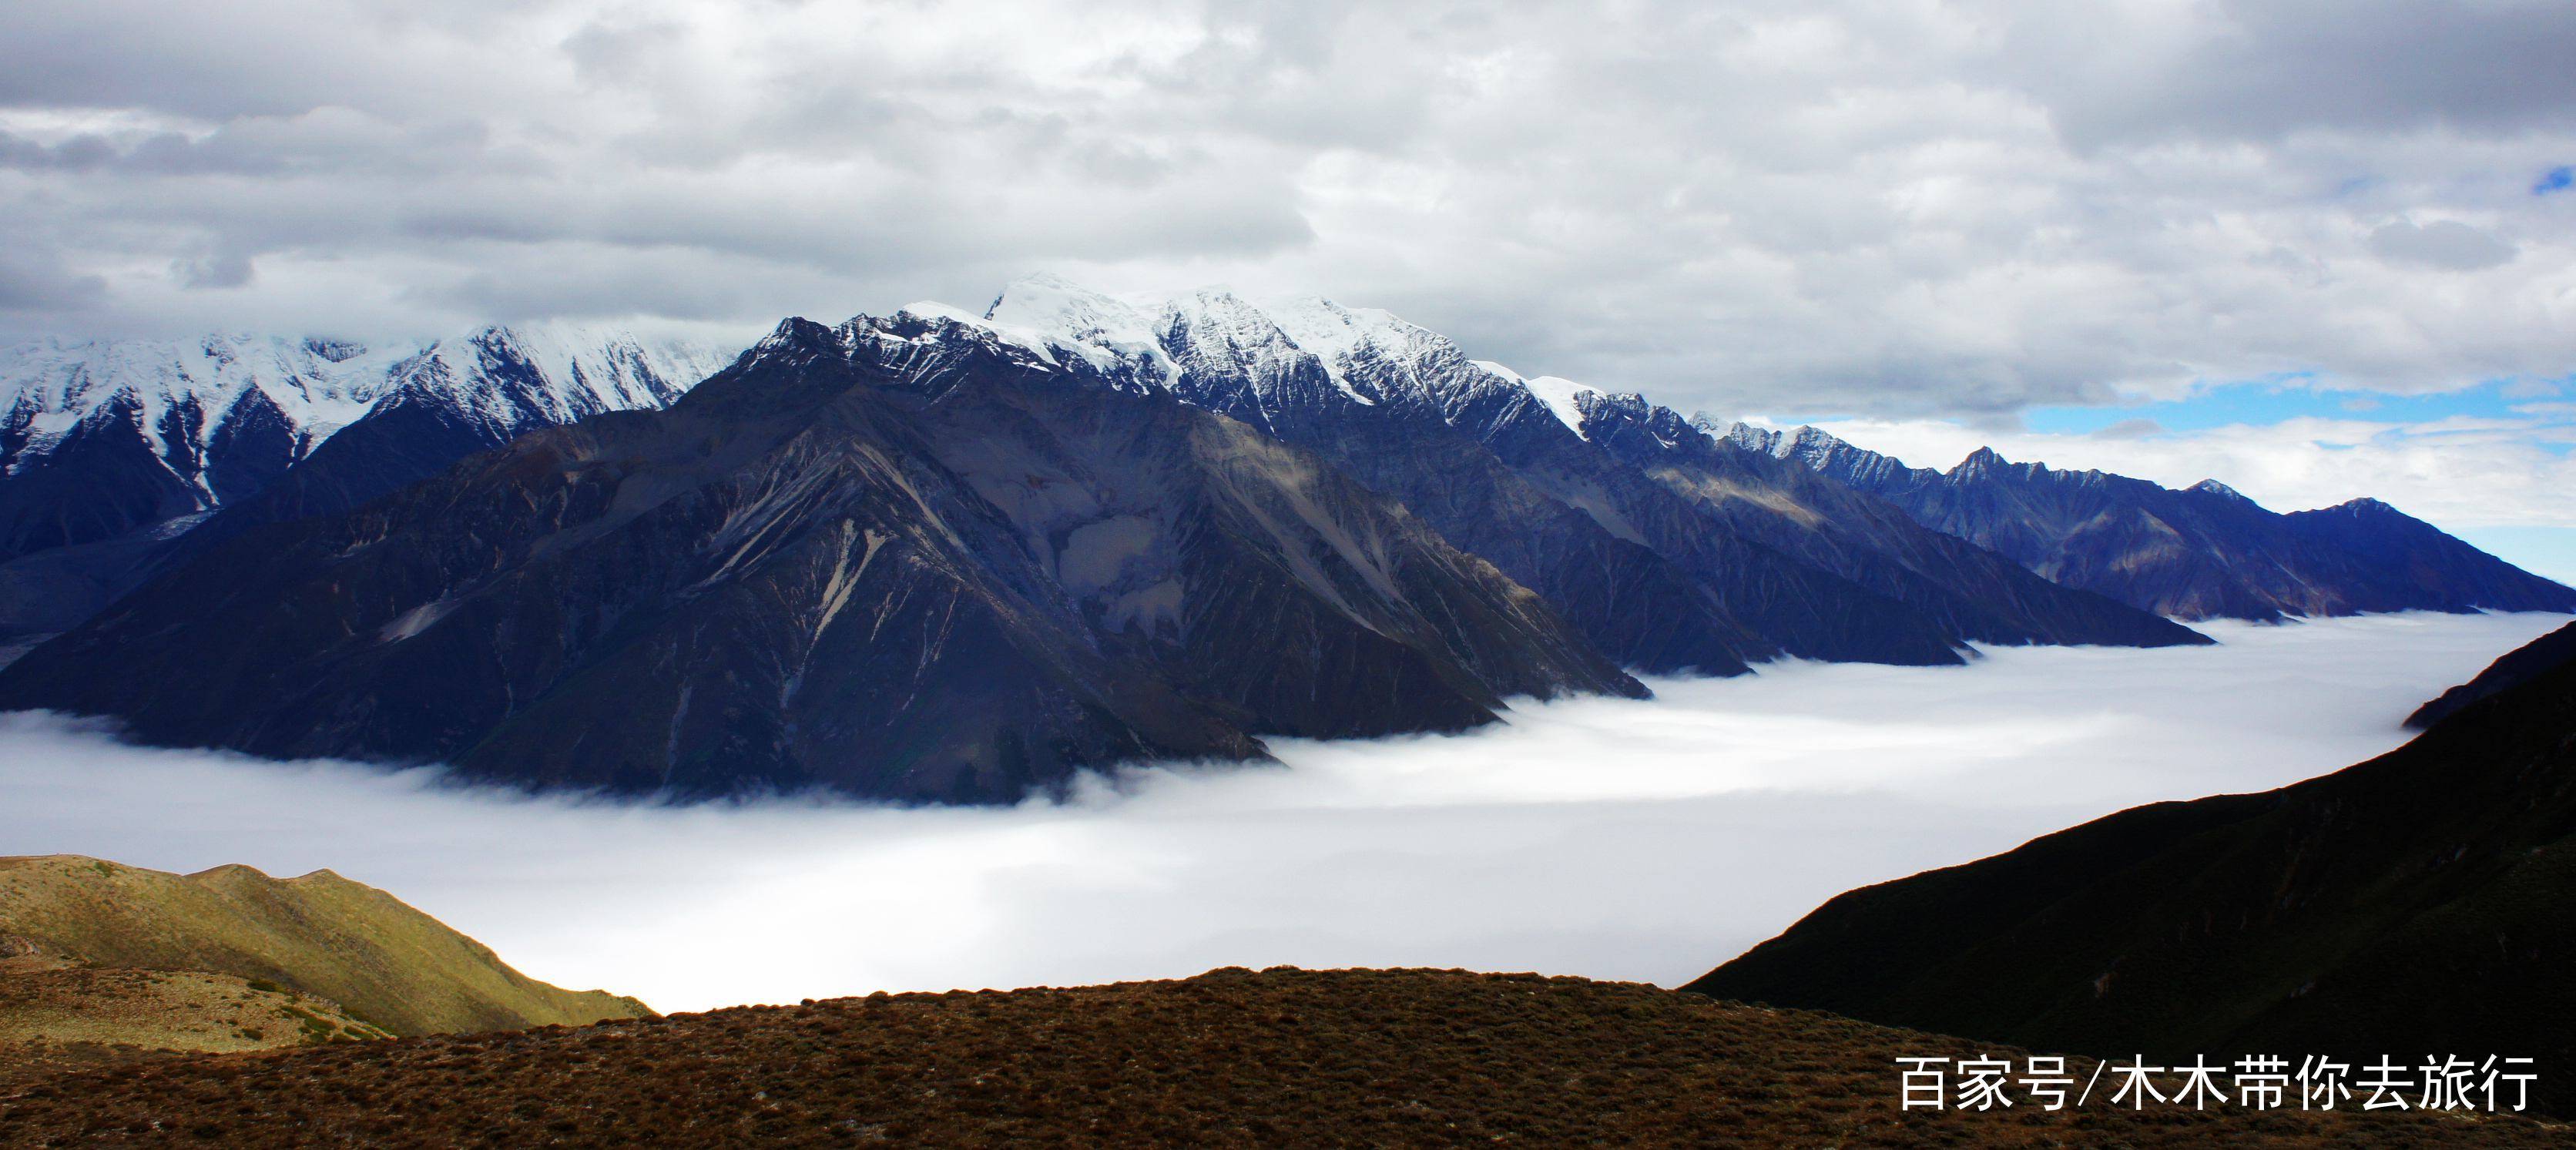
[3,276,2562,802]
[0,328,730,648]
[0,315,1642,801]
[1728,424,2576,622]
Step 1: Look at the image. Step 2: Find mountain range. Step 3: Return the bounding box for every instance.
[1729,424,2576,622]
[0,314,1638,800]
[1689,621,2576,1115]
[0,275,2562,800]
[0,327,726,650]
[954,277,2207,666]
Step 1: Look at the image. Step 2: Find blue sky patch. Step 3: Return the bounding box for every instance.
[2011,374,2572,440]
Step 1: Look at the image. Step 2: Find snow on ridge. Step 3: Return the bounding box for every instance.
[897,300,1068,367]
[1162,288,1379,405]
[964,273,1655,428]
[1521,376,1597,435]
[972,275,1178,383]
[2,334,413,455]
[1,325,730,483]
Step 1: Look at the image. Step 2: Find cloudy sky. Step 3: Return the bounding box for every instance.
[3,1,2572,566]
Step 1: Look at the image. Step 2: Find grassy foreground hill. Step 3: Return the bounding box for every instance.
[0,856,647,1052]
[0,967,2554,1147]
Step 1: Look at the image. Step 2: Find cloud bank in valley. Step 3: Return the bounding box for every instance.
[2,611,2565,1014]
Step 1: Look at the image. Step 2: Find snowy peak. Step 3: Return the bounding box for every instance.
[981,274,1163,355]
[1519,375,1598,434]
[0,324,730,562]
[1156,289,1350,414]
[2187,478,2256,505]
[961,275,1177,390]
[917,275,1583,431]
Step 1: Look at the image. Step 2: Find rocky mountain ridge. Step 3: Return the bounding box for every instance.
[1726,422,2576,621]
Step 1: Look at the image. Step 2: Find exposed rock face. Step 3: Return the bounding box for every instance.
[959,276,2204,669]
[1732,423,2576,621]
[1688,626,2576,1115]
[1575,394,2210,649]
[0,315,1638,801]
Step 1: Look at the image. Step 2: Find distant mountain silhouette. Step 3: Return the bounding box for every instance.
[1730,424,2576,622]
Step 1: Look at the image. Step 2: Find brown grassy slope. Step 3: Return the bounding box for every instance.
[0,956,388,1088]
[0,856,647,1037]
[1,967,2556,1148]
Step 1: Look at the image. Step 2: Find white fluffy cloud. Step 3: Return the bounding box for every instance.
[2,611,2564,1012]
[3,0,2574,421]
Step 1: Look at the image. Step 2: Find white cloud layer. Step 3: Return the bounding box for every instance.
[2,610,2566,1014]
[3,0,2574,421]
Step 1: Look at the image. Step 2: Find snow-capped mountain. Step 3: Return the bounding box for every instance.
[0,327,726,558]
[913,275,2206,666]
[0,311,1640,801]
[1729,422,2576,620]
[0,326,730,644]
[7,276,2558,803]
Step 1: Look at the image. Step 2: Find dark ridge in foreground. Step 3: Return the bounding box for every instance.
[2408,621,2576,729]
[1690,619,2576,1116]
[0,968,2547,1148]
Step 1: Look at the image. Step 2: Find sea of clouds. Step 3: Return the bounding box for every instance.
[2,611,2567,1014]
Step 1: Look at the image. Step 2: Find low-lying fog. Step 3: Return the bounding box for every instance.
[3,611,2566,1014]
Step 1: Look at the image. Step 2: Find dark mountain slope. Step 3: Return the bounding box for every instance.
[1689,625,2576,1114]
[1736,424,2576,622]
[979,279,2204,669]
[1141,293,1792,673]
[1578,395,2208,649]
[0,391,236,565]
[2408,622,2576,729]
[0,316,1634,801]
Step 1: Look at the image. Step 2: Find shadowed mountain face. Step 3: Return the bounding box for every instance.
[1732,424,2576,622]
[1687,622,2576,1115]
[954,276,2204,669]
[0,315,1637,802]
[1572,394,2210,650]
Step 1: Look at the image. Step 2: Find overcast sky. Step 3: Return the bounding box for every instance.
[2,1,2571,554]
